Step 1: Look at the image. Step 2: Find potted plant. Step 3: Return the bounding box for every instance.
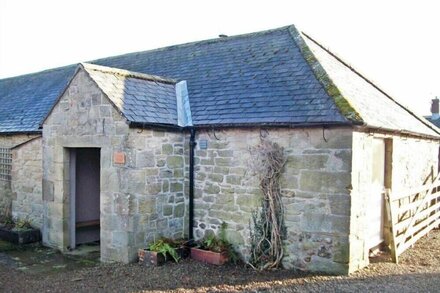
[0,216,41,245]
[191,223,237,265]
[138,238,189,266]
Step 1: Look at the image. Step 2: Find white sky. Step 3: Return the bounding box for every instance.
[0,0,439,116]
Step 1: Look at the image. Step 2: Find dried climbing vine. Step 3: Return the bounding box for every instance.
[248,139,286,270]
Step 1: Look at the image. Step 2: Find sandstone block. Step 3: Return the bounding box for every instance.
[163,205,173,216]
[42,179,54,201]
[226,175,241,185]
[308,255,348,275]
[229,167,247,176]
[162,180,169,192]
[215,193,235,205]
[162,144,173,155]
[170,182,183,192]
[328,194,350,216]
[286,155,328,170]
[174,203,185,218]
[236,194,260,212]
[136,151,155,168]
[300,171,350,193]
[316,132,352,150]
[215,158,233,167]
[204,183,220,194]
[333,238,350,263]
[200,158,214,165]
[167,156,183,168]
[209,173,224,183]
[146,182,162,195]
[225,230,244,245]
[173,169,184,178]
[217,150,233,157]
[112,231,128,247]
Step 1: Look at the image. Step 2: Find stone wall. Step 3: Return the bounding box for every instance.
[42,68,186,263]
[350,131,439,272]
[0,134,41,218]
[2,68,437,275]
[11,137,43,228]
[0,181,12,216]
[0,134,41,148]
[192,127,353,274]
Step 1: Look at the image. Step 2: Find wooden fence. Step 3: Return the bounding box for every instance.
[385,173,440,263]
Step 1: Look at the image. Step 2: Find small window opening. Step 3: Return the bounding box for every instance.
[0,148,12,181]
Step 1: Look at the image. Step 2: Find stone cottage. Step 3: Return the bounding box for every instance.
[0,25,439,274]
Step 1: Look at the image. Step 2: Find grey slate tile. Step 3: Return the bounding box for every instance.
[81,64,179,126]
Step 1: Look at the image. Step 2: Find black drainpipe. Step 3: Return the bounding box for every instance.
[189,128,196,240]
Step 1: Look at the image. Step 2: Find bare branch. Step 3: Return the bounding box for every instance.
[248,139,286,270]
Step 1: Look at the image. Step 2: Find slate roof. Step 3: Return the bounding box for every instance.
[0,66,76,133]
[0,25,438,138]
[91,28,347,127]
[81,63,180,126]
[425,116,440,128]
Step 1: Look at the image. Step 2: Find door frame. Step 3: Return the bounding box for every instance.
[367,138,393,250]
[68,148,101,250]
[69,149,77,249]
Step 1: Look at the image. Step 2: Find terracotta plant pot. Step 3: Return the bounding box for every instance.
[0,226,41,244]
[138,249,166,266]
[190,247,229,265]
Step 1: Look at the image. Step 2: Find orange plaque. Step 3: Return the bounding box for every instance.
[113,152,125,164]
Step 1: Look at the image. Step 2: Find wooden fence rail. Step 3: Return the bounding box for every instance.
[385,173,440,263]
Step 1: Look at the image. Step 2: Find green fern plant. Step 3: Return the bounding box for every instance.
[148,238,180,263]
[199,222,238,263]
[14,218,32,230]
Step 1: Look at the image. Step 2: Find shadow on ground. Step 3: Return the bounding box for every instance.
[0,240,100,275]
[1,232,440,292]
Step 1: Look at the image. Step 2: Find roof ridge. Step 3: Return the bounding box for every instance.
[287,26,363,125]
[300,32,440,135]
[91,25,292,64]
[81,63,177,84]
[1,25,291,82]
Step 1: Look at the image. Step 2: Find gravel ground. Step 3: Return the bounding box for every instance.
[1,229,440,292]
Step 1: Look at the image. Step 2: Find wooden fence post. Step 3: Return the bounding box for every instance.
[384,189,398,263]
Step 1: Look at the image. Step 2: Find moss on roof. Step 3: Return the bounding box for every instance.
[288,26,364,125]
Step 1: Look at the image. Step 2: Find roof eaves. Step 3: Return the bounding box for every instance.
[128,121,183,132]
[0,130,42,136]
[127,121,354,131]
[287,26,364,126]
[191,121,352,129]
[356,124,440,141]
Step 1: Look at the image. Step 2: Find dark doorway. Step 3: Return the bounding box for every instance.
[69,148,100,249]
